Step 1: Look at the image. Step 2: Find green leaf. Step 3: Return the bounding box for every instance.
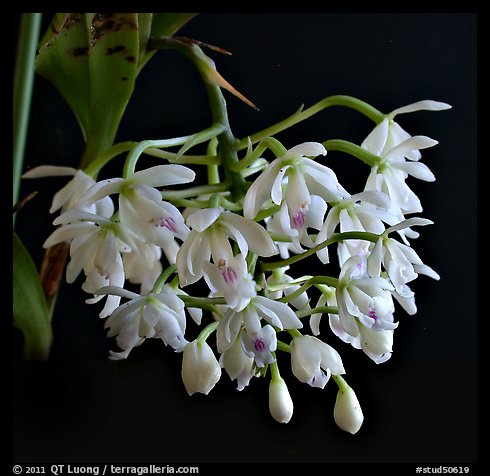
[138,13,197,71]
[13,232,52,360]
[35,13,197,169]
[35,13,91,139]
[80,13,140,167]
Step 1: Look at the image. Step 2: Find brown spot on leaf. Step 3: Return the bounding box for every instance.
[70,47,88,57]
[106,45,125,55]
[125,55,136,63]
[121,77,128,81]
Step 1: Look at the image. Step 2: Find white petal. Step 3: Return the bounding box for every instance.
[286,142,327,157]
[254,296,303,329]
[186,207,221,232]
[95,196,115,218]
[53,210,112,226]
[94,286,140,300]
[209,228,234,263]
[286,168,310,213]
[317,339,345,375]
[216,311,243,353]
[43,223,96,248]
[220,221,249,258]
[393,291,417,315]
[394,162,435,182]
[383,168,421,212]
[367,238,383,278]
[222,213,278,257]
[352,190,391,209]
[389,100,452,117]
[22,165,77,178]
[271,165,288,205]
[130,164,195,187]
[305,195,328,230]
[80,178,125,206]
[359,326,393,357]
[50,181,75,214]
[414,264,440,280]
[385,217,433,234]
[384,136,438,161]
[361,119,389,156]
[243,158,284,219]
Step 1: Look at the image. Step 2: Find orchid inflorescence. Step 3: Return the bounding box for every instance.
[24,41,450,434]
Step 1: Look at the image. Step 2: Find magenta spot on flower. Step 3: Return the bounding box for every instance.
[157,216,177,232]
[292,210,306,229]
[221,266,238,284]
[253,339,265,352]
[368,309,378,321]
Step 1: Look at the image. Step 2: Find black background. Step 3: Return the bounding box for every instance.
[13,13,477,465]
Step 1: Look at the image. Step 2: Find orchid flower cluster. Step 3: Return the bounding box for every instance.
[23,42,450,434]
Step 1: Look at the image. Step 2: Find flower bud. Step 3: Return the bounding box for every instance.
[333,384,364,434]
[181,340,221,395]
[269,377,294,423]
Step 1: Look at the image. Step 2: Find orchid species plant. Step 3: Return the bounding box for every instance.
[13,13,450,435]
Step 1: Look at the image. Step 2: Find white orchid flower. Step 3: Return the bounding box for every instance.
[362,100,451,214]
[337,255,397,337]
[266,194,328,257]
[329,307,395,364]
[368,218,440,299]
[216,296,302,367]
[23,166,114,216]
[95,285,188,360]
[316,190,395,265]
[219,334,255,391]
[80,165,195,261]
[243,142,349,224]
[122,239,163,294]
[181,340,222,396]
[176,207,277,286]
[202,254,256,312]
[43,210,133,317]
[290,335,345,389]
[265,267,310,311]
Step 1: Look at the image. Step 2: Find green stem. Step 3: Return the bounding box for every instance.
[287,329,303,339]
[144,148,220,166]
[13,13,42,221]
[163,181,230,200]
[332,374,349,391]
[270,357,281,381]
[151,265,177,293]
[260,231,380,272]
[323,139,380,167]
[197,321,219,343]
[123,136,195,178]
[84,141,136,177]
[296,306,339,318]
[276,340,291,353]
[152,38,246,200]
[278,276,339,304]
[236,95,384,149]
[204,83,246,200]
[207,137,220,184]
[254,204,281,222]
[231,137,287,172]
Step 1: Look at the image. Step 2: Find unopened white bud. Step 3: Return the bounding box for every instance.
[269,377,294,424]
[333,384,364,434]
